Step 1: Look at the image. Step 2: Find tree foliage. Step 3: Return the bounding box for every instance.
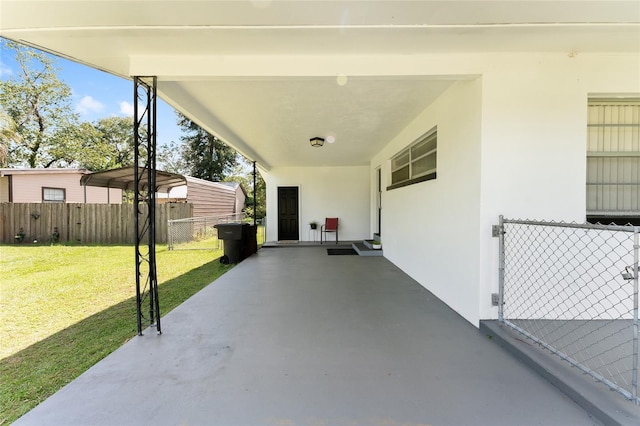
[0,110,19,167]
[76,116,137,172]
[0,42,263,220]
[0,40,79,168]
[224,156,266,220]
[168,113,265,219]
[177,113,237,181]
[157,141,188,175]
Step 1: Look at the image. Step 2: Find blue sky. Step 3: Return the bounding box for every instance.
[0,41,182,149]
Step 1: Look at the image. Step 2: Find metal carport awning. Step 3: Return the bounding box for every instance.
[80,166,186,193]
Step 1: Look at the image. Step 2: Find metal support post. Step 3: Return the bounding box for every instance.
[633,227,639,404]
[498,215,505,322]
[253,161,257,227]
[133,76,161,336]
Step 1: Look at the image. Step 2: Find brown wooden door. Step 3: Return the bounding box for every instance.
[278,186,299,240]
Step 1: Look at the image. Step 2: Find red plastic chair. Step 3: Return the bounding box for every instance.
[321,217,339,244]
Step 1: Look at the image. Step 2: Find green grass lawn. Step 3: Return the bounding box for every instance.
[0,243,232,425]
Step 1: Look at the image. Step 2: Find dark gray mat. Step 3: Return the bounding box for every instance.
[327,248,358,255]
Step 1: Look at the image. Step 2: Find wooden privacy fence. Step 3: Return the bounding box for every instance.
[0,203,193,244]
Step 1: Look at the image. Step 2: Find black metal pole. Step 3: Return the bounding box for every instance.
[146,77,160,334]
[133,76,160,336]
[253,161,257,227]
[133,78,142,336]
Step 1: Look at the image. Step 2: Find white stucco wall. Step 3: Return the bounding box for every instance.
[371,79,483,325]
[477,53,640,322]
[371,53,640,327]
[264,166,370,242]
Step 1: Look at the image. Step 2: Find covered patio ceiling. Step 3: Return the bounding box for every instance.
[1,1,638,170]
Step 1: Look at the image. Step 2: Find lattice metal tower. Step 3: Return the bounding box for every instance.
[133,76,161,335]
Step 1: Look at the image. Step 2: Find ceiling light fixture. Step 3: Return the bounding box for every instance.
[326,135,336,144]
[310,137,325,148]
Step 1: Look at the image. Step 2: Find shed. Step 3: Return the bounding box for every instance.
[81,166,246,218]
[161,176,246,218]
[79,166,186,193]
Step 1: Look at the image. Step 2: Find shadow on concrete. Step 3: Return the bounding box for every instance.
[1,258,232,424]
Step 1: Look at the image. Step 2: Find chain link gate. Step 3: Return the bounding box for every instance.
[497,216,639,404]
[168,213,245,251]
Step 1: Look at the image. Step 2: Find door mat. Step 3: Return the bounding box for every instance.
[327,248,358,256]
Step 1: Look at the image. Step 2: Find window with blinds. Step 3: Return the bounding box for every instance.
[586,100,640,223]
[42,187,65,203]
[388,127,437,190]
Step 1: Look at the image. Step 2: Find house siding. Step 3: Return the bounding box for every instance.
[0,176,10,202]
[185,177,236,218]
[1,170,122,204]
[233,186,246,215]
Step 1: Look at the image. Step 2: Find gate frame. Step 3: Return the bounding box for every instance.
[497,215,639,404]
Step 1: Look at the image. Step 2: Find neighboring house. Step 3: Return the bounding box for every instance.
[2,1,638,330]
[79,165,246,218]
[158,176,247,218]
[0,168,122,204]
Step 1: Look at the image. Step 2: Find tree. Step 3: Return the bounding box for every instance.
[172,113,264,219]
[224,155,266,220]
[79,117,137,172]
[157,141,188,175]
[177,113,237,181]
[0,40,79,168]
[0,110,19,167]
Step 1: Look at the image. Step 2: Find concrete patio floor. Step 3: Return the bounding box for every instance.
[16,246,602,426]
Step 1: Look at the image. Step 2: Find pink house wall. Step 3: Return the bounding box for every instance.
[0,170,121,204]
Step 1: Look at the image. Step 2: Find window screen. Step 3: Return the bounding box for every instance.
[43,187,65,203]
[586,100,639,223]
[389,127,437,189]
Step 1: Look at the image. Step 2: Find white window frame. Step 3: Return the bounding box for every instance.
[42,187,66,203]
[388,127,437,190]
[586,99,640,224]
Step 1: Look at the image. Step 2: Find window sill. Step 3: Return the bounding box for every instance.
[386,172,436,191]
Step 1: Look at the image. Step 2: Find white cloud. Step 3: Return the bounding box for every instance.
[76,95,104,116]
[0,61,13,77]
[119,101,135,116]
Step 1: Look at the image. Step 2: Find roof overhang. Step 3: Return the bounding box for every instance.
[80,166,186,193]
[1,1,639,171]
[0,168,90,177]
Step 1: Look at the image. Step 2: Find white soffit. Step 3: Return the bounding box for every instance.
[1,1,639,169]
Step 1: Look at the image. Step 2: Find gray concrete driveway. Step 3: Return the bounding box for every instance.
[15,247,600,426]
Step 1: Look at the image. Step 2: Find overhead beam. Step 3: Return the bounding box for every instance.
[128,53,494,79]
[3,1,639,30]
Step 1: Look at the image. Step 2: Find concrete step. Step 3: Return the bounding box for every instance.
[362,239,383,250]
[352,241,383,256]
[480,320,640,426]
